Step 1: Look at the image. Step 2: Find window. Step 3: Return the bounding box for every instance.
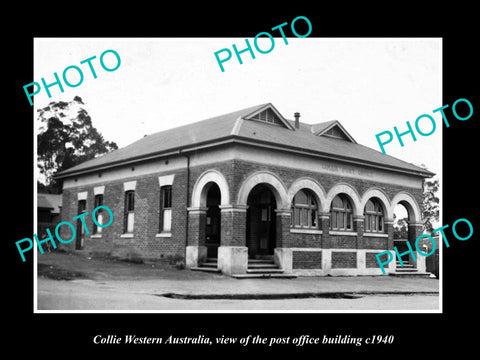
[160,186,172,232]
[364,199,384,233]
[93,194,103,234]
[291,189,318,229]
[330,195,353,231]
[76,199,87,249]
[124,190,135,233]
[77,199,87,235]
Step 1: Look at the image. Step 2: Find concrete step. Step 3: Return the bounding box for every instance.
[389,272,432,278]
[232,273,297,279]
[248,259,275,263]
[190,266,221,273]
[200,262,218,268]
[395,267,418,272]
[246,268,284,274]
[247,263,279,269]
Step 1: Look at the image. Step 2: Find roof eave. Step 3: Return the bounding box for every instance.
[55,135,434,180]
[53,136,238,180]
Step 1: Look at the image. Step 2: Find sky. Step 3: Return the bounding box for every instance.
[34,37,442,210]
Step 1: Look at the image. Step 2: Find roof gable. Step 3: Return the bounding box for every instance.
[311,120,356,143]
[243,103,295,130]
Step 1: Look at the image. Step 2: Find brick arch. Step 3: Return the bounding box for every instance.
[391,191,422,223]
[287,177,327,208]
[191,169,230,207]
[324,182,362,215]
[236,171,288,208]
[360,187,393,219]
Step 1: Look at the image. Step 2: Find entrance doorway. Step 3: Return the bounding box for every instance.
[393,202,414,267]
[246,184,277,258]
[205,183,221,258]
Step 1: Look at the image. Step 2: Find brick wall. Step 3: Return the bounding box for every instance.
[366,252,384,268]
[188,212,206,247]
[59,148,423,264]
[292,250,322,269]
[330,235,357,249]
[221,209,247,246]
[331,251,357,268]
[59,168,189,263]
[363,236,388,249]
[57,188,77,252]
[285,232,322,248]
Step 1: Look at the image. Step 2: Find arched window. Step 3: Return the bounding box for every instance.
[330,194,353,231]
[364,198,384,233]
[291,189,318,229]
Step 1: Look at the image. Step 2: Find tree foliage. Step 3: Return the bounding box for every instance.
[37,96,118,193]
[393,216,409,239]
[393,176,440,238]
[422,178,440,234]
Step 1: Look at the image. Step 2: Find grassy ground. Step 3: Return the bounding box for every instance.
[37,250,221,281]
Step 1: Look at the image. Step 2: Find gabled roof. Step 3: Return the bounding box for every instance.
[311,120,357,143]
[55,103,434,179]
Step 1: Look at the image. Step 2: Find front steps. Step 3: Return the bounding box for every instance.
[191,258,297,278]
[235,259,297,279]
[390,261,432,277]
[190,258,221,273]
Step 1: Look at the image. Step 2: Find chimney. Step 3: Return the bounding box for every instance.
[294,112,300,129]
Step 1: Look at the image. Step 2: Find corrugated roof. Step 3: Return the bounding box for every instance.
[57,104,268,176]
[38,193,62,213]
[56,103,433,178]
[237,118,431,175]
[38,195,54,210]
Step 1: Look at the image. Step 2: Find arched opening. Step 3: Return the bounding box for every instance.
[246,184,277,258]
[191,169,229,208]
[364,197,386,233]
[393,202,414,267]
[205,182,221,258]
[393,203,409,239]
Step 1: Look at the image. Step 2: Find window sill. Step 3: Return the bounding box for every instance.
[290,228,322,234]
[363,232,388,238]
[90,234,102,238]
[120,233,134,238]
[156,232,172,238]
[329,230,357,236]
